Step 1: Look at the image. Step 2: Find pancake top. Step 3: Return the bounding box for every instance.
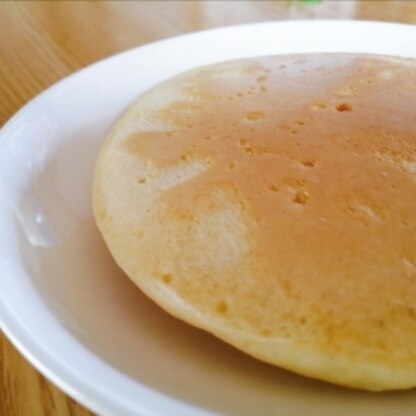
[94,54,416,390]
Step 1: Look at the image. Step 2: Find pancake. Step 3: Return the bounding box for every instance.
[93,53,416,391]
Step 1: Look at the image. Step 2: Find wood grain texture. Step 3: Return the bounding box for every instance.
[0,1,415,415]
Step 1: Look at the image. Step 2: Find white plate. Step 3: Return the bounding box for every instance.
[1,20,416,416]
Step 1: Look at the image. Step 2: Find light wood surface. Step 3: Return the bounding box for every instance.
[1,1,415,415]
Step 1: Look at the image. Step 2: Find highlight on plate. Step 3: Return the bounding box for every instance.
[93,53,416,391]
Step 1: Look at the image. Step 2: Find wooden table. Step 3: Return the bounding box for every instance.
[0,1,415,415]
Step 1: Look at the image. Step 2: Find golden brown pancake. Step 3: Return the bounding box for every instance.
[93,54,416,391]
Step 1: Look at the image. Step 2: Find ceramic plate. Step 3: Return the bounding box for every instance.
[1,21,416,416]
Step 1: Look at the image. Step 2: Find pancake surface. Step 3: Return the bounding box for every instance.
[93,54,416,391]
